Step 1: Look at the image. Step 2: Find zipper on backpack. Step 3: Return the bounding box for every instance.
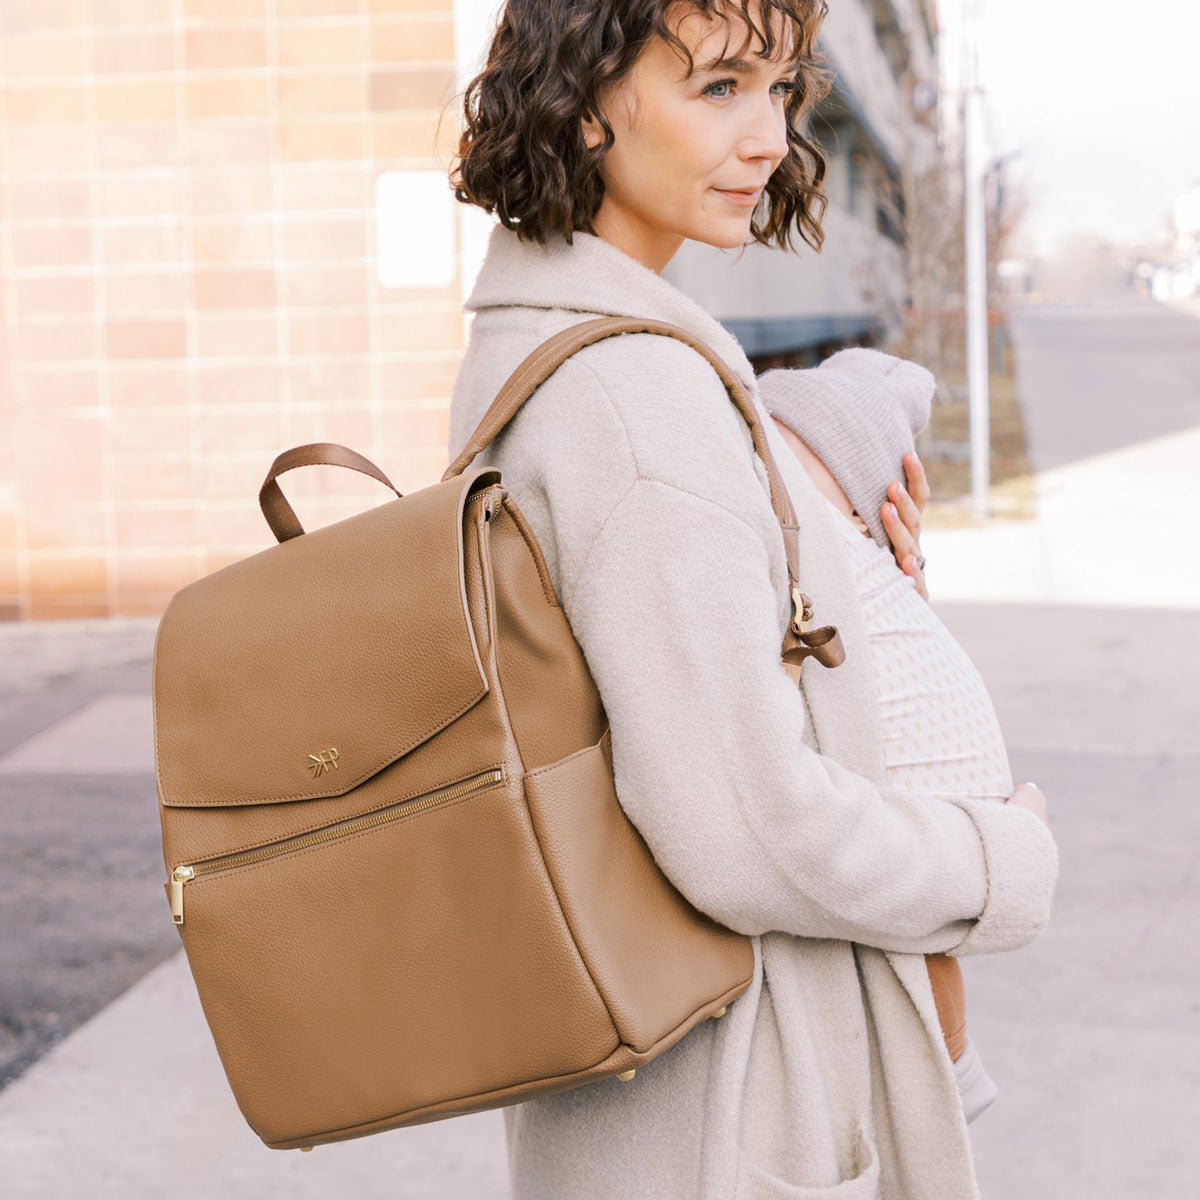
[164,766,503,926]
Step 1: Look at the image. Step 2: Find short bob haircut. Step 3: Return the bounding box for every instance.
[448,0,834,254]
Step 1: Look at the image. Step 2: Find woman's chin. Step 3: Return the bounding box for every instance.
[692,220,755,250]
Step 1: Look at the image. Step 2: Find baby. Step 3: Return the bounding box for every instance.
[758,348,1006,1126]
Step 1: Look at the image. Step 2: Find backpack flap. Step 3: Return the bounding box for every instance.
[154,467,500,809]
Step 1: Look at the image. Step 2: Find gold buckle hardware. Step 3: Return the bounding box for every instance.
[789,586,813,636]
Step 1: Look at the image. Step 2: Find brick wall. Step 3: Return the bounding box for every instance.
[0,0,464,621]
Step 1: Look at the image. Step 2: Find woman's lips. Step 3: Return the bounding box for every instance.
[714,187,761,207]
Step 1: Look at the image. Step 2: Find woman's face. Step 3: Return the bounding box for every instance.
[580,1,797,274]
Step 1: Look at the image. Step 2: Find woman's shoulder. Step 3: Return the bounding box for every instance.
[453,307,782,559]
[464,306,774,523]
[451,306,638,492]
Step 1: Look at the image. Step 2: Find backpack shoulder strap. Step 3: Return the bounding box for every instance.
[443,315,842,671]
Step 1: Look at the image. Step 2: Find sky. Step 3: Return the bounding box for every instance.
[947,0,1200,257]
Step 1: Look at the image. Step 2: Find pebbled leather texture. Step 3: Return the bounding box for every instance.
[154,317,813,1151]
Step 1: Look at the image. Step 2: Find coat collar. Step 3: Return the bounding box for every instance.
[464,221,759,396]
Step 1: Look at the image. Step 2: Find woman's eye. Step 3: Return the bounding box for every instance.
[702,78,797,99]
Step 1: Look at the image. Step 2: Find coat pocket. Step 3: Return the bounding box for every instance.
[733,1120,880,1200]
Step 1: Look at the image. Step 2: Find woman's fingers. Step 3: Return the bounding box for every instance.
[901,451,930,601]
[882,450,929,600]
[881,492,928,601]
[903,450,930,510]
[904,555,929,601]
[886,470,924,542]
[1006,782,1050,826]
[879,496,913,559]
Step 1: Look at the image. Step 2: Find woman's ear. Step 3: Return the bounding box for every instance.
[581,110,602,150]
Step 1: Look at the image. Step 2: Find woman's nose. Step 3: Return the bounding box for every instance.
[740,97,790,164]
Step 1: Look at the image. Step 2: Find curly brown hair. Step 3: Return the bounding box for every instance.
[446,0,834,253]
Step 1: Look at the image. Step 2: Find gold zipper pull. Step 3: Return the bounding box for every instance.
[166,865,194,925]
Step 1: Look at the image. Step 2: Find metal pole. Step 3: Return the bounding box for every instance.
[962,0,990,518]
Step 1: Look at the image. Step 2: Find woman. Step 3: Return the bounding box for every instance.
[446,2,1059,1196]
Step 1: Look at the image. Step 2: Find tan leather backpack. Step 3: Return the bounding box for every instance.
[154,316,845,1152]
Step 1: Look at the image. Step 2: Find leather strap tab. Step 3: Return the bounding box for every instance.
[782,624,846,671]
[259,442,403,543]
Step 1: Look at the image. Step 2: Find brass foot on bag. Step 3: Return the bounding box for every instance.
[712,1005,727,1018]
[616,1068,636,1082]
[298,1145,314,1152]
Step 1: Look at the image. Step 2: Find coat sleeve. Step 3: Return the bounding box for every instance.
[555,474,1060,958]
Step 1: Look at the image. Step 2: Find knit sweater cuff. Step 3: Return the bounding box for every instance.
[939,797,1060,957]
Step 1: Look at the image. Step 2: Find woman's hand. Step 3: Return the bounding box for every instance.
[1005,782,1050,828]
[881,450,929,601]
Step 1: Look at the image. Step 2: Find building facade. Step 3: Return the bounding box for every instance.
[0,0,942,621]
[659,0,943,369]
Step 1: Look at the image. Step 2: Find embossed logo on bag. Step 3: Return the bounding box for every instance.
[308,747,340,777]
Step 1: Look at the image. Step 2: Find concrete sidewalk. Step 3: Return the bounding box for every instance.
[921,299,1200,611]
[0,300,1197,1197]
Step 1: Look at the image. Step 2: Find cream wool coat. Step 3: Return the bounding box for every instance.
[447,222,1060,1200]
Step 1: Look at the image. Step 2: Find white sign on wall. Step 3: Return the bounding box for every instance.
[374,170,457,289]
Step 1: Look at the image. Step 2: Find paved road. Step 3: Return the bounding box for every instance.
[0,300,1196,1197]
[936,300,1200,1198]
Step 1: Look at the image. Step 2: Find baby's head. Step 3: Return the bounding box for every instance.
[756,348,935,548]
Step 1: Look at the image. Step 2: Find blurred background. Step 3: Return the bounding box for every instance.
[0,1,1196,1197]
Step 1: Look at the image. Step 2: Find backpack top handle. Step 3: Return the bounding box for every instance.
[259,441,405,543]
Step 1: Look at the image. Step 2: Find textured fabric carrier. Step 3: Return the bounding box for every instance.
[153,316,845,1152]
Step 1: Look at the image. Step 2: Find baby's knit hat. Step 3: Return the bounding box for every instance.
[756,348,935,549]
